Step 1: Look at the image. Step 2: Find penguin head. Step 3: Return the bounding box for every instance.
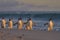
[49,18,52,21]
[2,17,5,19]
[18,17,22,20]
[9,19,12,21]
[28,18,31,21]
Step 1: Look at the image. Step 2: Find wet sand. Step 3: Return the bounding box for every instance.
[0,29,60,40]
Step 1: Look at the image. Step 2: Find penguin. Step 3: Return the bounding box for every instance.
[48,18,54,31]
[17,18,23,30]
[25,18,33,30]
[1,17,6,28]
[8,19,13,29]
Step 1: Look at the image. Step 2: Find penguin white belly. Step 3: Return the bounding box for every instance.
[29,21,33,30]
[18,21,23,30]
[48,21,54,31]
[9,21,13,29]
[1,20,6,28]
[50,21,54,29]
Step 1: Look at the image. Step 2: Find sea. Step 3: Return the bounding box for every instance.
[0,11,60,31]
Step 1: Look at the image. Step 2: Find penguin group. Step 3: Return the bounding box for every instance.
[0,17,54,31]
[0,17,35,30]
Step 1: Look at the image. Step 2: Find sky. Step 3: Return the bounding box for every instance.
[0,0,60,11]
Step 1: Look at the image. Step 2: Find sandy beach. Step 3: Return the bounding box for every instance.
[0,29,60,40]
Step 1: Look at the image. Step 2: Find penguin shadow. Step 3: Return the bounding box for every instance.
[17,34,24,40]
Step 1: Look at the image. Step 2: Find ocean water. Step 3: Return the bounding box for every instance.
[0,11,60,31]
